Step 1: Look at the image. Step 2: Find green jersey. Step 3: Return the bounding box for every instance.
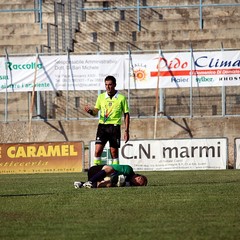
[109,164,135,185]
[95,91,129,125]
[110,164,135,176]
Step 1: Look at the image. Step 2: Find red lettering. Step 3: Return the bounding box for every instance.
[156,57,188,70]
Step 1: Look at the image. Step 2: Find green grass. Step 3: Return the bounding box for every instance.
[1,170,240,240]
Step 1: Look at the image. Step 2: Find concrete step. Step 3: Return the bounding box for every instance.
[0,12,34,24]
[78,16,240,33]
[83,0,238,8]
[78,19,199,33]
[0,12,54,24]
[0,0,55,16]
[73,37,239,53]
[0,3,34,10]
[79,20,135,33]
[0,34,47,46]
[0,2,55,13]
[0,0,33,5]
[143,0,239,6]
[73,42,104,53]
[42,2,55,13]
[83,5,239,22]
[133,38,239,51]
[142,17,240,31]
[0,44,45,54]
[75,28,240,44]
[0,23,47,35]
[135,28,240,42]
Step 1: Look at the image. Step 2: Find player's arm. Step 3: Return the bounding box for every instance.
[84,105,99,116]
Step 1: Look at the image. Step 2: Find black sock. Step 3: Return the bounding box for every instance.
[89,170,107,183]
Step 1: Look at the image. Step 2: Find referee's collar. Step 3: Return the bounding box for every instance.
[105,91,119,99]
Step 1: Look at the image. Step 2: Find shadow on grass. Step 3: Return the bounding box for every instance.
[0,193,55,198]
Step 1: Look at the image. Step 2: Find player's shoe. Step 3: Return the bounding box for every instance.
[74,181,83,189]
[82,181,93,188]
[117,175,126,187]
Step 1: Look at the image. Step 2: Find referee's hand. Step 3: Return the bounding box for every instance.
[84,105,93,115]
[84,105,90,112]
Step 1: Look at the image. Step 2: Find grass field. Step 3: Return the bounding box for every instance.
[0,170,240,240]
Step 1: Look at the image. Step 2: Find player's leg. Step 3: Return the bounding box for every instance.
[74,181,84,188]
[83,165,114,188]
[74,165,104,189]
[94,124,108,165]
[110,147,119,164]
[87,165,104,180]
[109,125,121,164]
[94,143,104,165]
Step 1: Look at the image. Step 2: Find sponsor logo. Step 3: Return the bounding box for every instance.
[0,75,8,81]
[6,61,43,71]
[196,76,214,83]
[195,56,240,68]
[131,63,147,81]
[219,76,240,81]
[171,77,189,83]
[134,68,147,81]
[6,144,78,159]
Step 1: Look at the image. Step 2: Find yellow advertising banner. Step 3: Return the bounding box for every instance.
[0,142,84,174]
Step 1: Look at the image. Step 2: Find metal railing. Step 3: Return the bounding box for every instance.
[77,0,240,31]
[44,0,80,53]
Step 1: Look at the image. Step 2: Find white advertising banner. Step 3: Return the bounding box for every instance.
[89,138,228,171]
[0,50,239,92]
[234,138,240,169]
[125,50,240,89]
[0,54,124,92]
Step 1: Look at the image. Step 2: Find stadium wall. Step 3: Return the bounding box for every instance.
[0,116,238,168]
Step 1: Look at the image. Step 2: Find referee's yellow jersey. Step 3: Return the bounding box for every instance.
[95,92,129,125]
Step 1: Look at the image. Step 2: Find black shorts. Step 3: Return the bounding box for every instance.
[95,124,121,148]
[87,165,105,180]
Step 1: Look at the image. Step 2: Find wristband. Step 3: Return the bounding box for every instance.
[88,109,93,115]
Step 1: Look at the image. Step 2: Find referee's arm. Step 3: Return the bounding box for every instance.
[124,112,130,143]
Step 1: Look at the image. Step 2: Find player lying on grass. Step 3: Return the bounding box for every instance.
[74,164,148,188]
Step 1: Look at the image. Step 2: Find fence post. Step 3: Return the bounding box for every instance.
[221,42,226,116]
[28,50,39,142]
[38,0,43,31]
[127,46,132,110]
[159,45,164,116]
[54,1,59,52]
[68,0,73,51]
[137,0,141,31]
[199,0,203,30]
[66,48,70,119]
[61,1,66,51]
[154,44,163,139]
[190,44,193,118]
[4,48,9,123]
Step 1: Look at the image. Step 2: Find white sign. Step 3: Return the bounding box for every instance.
[125,50,240,89]
[89,138,228,171]
[0,55,124,92]
[0,50,239,92]
[235,138,240,169]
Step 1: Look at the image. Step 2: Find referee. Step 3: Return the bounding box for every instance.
[84,75,130,165]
